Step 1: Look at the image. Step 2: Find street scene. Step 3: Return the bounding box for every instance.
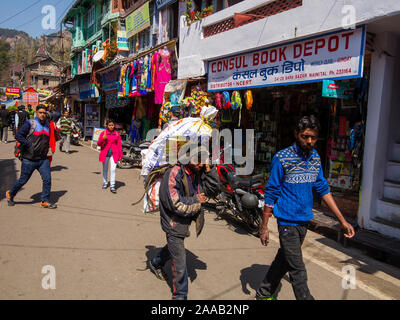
[1,0,400,302]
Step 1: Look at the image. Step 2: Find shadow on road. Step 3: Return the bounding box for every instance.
[144,245,207,295]
[115,181,126,190]
[0,159,17,201]
[316,237,400,282]
[51,165,68,172]
[239,263,284,298]
[16,190,68,204]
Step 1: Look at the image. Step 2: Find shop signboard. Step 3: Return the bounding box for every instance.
[92,127,106,143]
[322,80,353,99]
[0,96,7,101]
[38,89,52,97]
[6,87,20,96]
[22,88,39,106]
[79,78,97,100]
[208,26,366,91]
[102,68,120,92]
[156,0,177,10]
[117,31,129,51]
[126,2,150,39]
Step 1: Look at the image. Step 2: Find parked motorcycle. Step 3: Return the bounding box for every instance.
[210,145,265,235]
[71,120,83,146]
[117,140,150,169]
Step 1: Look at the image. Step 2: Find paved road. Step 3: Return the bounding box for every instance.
[1,133,400,300]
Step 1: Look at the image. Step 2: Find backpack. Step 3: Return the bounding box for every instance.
[14,119,36,160]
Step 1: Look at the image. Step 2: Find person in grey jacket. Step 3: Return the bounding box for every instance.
[148,145,220,300]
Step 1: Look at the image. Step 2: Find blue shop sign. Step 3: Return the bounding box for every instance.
[102,67,120,92]
[79,78,96,100]
[156,0,177,10]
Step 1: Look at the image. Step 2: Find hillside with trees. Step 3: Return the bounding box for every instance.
[0,28,72,87]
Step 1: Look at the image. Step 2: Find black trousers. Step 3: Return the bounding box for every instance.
[152,234,188,299]
[256,225,314,300]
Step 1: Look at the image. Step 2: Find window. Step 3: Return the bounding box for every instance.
[88,6,95,27]
[43,78,49,86]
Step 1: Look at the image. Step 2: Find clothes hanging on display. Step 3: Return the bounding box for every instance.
[154,48,172,105]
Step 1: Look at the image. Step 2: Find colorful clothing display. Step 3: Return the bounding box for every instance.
[155,49,172,105]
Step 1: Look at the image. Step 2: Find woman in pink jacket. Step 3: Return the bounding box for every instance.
[97,120,123,193]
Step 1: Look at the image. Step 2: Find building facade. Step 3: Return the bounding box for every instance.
[178,0,400,240]
[23,47,64,93]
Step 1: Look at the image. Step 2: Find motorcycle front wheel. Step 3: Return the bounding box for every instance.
[117,159,135,169]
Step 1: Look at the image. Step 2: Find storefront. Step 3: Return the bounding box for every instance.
[94,38,178,144]
[78,76,101,138]
[202,26,369,218]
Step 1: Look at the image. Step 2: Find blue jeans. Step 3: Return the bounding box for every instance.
[10,158,52,202]
[152,234,188,299]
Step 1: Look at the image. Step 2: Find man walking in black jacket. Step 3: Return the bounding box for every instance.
[0,104,10,143]
[148,145,220,300]
[6,105,57,209]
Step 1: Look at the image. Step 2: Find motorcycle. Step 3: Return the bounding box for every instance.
[117,140,150,169]
[210,145,265,235]
[71,120,83,146]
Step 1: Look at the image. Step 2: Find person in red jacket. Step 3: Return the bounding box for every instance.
[97,120,123,193]
[46,111,60,166]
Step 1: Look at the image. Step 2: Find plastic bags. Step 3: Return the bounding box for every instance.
[141,107,217,177]
[143,178,162,212]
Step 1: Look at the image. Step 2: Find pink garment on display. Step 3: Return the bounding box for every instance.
[154,49,172,105]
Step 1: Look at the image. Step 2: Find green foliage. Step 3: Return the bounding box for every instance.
[0,40,11,73]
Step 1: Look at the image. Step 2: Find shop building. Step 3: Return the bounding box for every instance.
[178,0,400,239]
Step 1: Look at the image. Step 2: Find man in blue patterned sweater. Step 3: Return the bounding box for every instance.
[256,115,355,300]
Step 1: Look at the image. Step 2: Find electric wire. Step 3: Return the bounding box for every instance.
[0,0,42,25]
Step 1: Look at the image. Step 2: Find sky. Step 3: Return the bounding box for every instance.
[0,0,76,38]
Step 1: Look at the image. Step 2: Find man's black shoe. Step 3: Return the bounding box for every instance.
[148,260,166,281]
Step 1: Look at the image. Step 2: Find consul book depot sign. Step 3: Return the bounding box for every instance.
[207,26,365,91]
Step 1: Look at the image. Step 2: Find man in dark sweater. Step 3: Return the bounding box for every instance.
[6,105,57,209]
[149,145,220,300]
[0,104,10,143]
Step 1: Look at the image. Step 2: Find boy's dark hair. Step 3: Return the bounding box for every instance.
[295,115,320,133]
[36,105,47,112]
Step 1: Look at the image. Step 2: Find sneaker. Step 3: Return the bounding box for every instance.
[102,182,109,189]
[256,295,275,300]
[110,186,116,193]
[148,260,166,281]
[40,202,57,209]
[6,190,15,206]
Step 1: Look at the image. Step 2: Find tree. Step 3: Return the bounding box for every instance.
[0,40,11,86]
